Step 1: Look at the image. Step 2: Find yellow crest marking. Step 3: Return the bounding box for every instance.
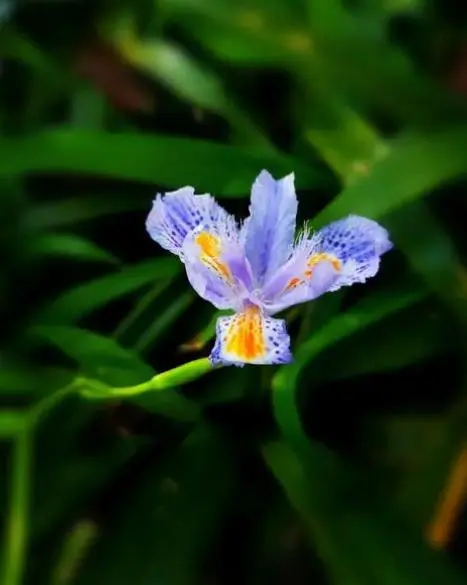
[304,252,341,279]
[195,231,232,281]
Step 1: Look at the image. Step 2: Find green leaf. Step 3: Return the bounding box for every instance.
[25,196,145,230]
[37,258,179,324]
[304,0,464,125]
[364,413,464,532]
[272,283,425,452]
[274,283,425,395]
[179,310,229,352]
[0,411,28,438]
[108,14,232,115]
[30,397,145,542]
[0,129,327,196]
[29,331,200,422]
[304,94,467,328]
[29,325,154,386]
[134,291,194,353]
[0,27,73,87]
[130,389,200,422]
[356,0,422,20]
[129,39,231,113]
[387,203,467,325]
[303,92,385,184]
[319,304,453,381]
[31,233,119,264]
[197,367,250,405]
[70,87,106,130]
[1,427,31,585]
[180,21,289,65]
[50,520,99,585]
[73,424,234,585]
[165,0,312,66]
[112,281,172,341]
[109,26,273,149]
[263,441,467,585]
[0,367,37,394]
[314,128,467,225]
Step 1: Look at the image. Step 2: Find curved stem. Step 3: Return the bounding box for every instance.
[2,428,31,585]
[80,358,215,400]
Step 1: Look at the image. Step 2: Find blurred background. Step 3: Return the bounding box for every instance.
[1,0,467,584]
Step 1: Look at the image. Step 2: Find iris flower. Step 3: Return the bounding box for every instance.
[146,170,392,367]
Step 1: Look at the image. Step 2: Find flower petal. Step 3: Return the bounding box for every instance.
[209,306,292,366]
[259,233,339,314]
[261,216,392,312]
[318,215,393,291]
[182,225,253,310]
[243,170,298,285]
[146,187,231,256]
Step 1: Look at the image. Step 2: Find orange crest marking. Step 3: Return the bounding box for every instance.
[285,252,341,291]
[195,231,232,281]
[225,306,267,361]
[285,276,303,291]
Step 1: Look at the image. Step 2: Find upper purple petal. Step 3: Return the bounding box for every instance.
[242,170,298,285]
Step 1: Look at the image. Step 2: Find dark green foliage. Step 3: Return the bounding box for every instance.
[1,1,467,584]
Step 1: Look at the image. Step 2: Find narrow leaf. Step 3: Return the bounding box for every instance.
[31,233,119,264]
[37,258,179,324]
[0,129,326,195]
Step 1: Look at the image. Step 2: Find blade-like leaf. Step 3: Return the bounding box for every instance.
[315,129,467,225]
[274,283,425,396]
[134,291,194,353]
[29,325,154,386]
[30,396,145,542]
[0,129,327,196]
[0,411,27,438]
[29,326,199,421]
[108,24,274,150]
[31,233,119,264]
[263,441,467,585]
[319,304,454,381]
[25,196,145,230]
[73,424,234,585]
[37,258,179,324]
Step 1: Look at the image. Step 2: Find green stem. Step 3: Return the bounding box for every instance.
[80,358,216,399]
[28,382,80,428]
[2,428,31,585]
[1,381,80,585]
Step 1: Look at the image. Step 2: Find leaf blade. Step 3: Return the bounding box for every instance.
[37,258,179,325]
[0,129,327,195]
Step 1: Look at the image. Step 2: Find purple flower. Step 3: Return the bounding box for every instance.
[146,170,392,367]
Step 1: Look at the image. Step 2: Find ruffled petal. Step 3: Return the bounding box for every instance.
[242,170,298,285]
[260,216,392,314]
[209,305,292,366]
[317,215,393,291]
[146,187,232,256]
